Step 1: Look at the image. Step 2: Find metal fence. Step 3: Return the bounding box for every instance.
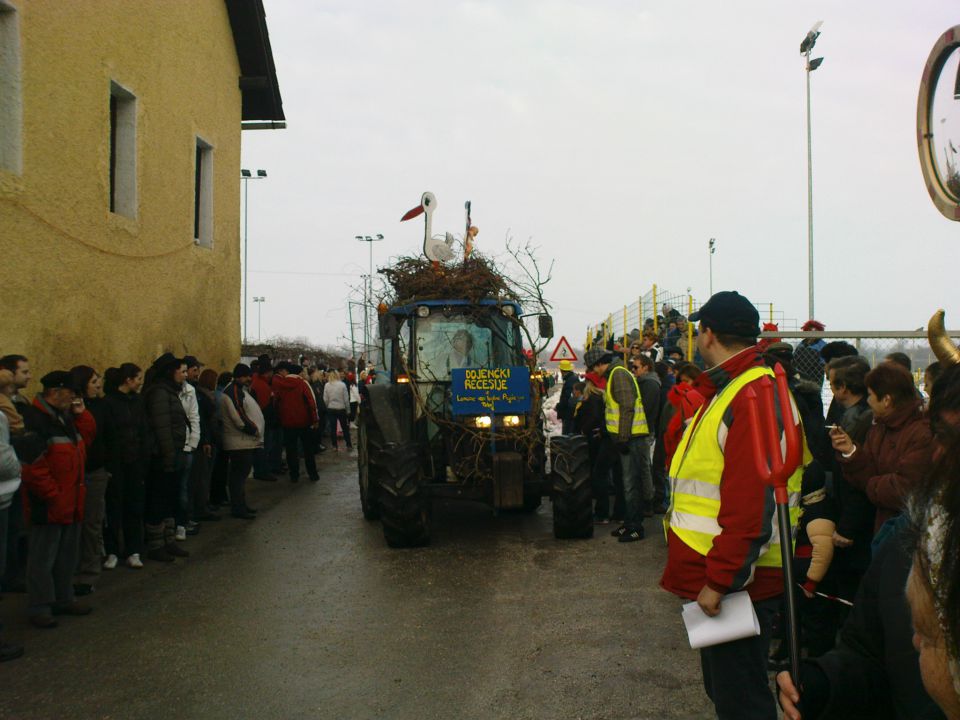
[584,284,787,360]
[761,330,959,391]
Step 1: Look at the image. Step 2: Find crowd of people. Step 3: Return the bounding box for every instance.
[561,291,960,720]
[0,351,367,661]
[5,298,960,719]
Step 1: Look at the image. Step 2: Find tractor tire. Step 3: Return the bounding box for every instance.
[377,444,431,548]
[550,434,594,539]
[380,490,431,548]
[356,416,380,521]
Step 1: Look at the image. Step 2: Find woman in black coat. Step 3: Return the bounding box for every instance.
[142,356,189,562]
[101,364,150,568]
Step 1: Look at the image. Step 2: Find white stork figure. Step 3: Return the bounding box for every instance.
[400,191,456,265]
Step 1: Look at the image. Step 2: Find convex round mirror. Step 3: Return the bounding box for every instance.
[918,26,960,221]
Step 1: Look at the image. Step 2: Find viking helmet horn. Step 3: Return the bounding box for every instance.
[927,309,960,367]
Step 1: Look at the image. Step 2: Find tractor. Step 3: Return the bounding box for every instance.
[356,298,593,547]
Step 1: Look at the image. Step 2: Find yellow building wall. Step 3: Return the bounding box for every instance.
[0,0,243,385]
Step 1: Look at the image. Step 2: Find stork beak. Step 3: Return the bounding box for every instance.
[400,205,425,222]
[928,309,960,367]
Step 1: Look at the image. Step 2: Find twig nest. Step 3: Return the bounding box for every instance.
[380,252,517,305]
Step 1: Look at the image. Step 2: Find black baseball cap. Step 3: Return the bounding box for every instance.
[689,291,760,338]
[40,370,77,391]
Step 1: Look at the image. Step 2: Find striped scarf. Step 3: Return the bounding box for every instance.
[226,382,256,432]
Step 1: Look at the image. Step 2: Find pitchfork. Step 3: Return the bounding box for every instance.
[742,363,803,686]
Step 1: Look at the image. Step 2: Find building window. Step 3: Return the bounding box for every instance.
[194,137,213,248]
[109,81,137,217]
[0,1,22,174]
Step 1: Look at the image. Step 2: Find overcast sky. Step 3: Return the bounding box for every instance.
[240,1,959,352]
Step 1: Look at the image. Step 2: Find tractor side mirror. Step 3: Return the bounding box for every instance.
[538,314,554,339]
[379,313,398,340]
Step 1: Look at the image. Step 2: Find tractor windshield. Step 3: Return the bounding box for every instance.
[414,309,522,381]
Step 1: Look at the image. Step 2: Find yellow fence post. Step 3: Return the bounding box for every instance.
[639,296,643,333]
[623,306,628,361]
[687,294,694,362]
[652,284,659,334]
[769,303,774,324]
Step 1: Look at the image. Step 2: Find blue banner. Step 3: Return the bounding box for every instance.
[450,366,532,416]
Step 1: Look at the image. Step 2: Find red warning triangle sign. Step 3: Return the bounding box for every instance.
[549,336,578,362]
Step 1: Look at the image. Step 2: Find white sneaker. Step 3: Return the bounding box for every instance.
[126,553,144,569]
[175,526,187,541]
[103,554,118,570]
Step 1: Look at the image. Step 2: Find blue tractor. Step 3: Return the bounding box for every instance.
[357,298,593,547]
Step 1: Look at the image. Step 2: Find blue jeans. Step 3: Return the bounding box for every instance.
[619,435,653,530]
[254,424,283,478]
[176,451,194,526]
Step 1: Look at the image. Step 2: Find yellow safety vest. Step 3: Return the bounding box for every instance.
[665,366,808,568]
[604,365,649,436]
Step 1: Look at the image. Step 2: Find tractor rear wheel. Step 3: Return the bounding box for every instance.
[357,416,380,521]
[550,435,594,539]
[377,444,431,548]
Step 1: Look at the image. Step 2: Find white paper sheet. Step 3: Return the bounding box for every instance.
[681,590,761,649]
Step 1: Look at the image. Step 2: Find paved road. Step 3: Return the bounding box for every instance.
[1,450,717,720]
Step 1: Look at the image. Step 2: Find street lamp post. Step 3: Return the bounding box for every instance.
[241,168,267,342]
[708,238,716,296]
[253,296,266,341]
[355,233,384,356]
[800,22,824,320]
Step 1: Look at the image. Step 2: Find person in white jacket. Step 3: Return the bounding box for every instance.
[176,371,201,540]
[348,374,361,423]
[323,371,352,451]
[218,364,264,519]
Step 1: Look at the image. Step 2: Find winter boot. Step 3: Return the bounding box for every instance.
[145,523,174,562]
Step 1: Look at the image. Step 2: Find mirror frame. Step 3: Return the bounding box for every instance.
[917,25,960,222]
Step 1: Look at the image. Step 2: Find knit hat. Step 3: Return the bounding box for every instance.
[584,347,613,370]
[232,363,252,378]
[802,319,825,332]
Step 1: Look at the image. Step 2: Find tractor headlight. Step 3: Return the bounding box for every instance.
[502,415,522,427]
[473,416,492,429]
[501,305,515,317]
[416,305,430,318]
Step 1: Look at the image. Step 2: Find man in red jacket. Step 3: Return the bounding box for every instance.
[21,371,96,628]
[272,363,320,482]
[661,291,802,720]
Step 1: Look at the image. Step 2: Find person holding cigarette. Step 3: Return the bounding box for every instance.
[20,371,97,627]
[829,362,933,541]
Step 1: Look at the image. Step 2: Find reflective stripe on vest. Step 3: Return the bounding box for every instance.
[604,365,649,436]
[664,366,808,569]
